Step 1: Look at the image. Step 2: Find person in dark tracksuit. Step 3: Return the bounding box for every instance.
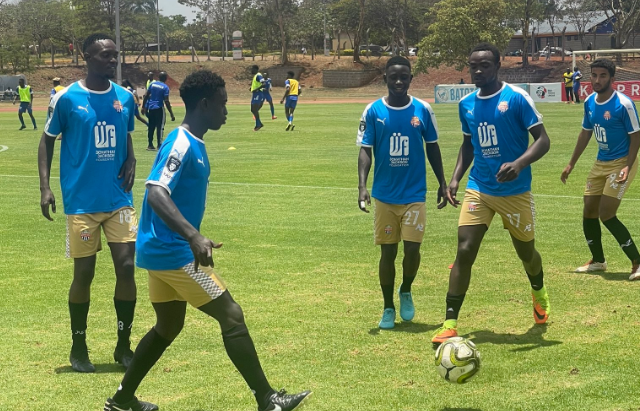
[142,71,175,151]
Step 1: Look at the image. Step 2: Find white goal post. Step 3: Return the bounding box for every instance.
[572,49,640,70]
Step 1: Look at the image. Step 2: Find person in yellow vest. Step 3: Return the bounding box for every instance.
[280,71,301,131]
[250,65,266,131]
[47,77,65,122]
[563,68,575,104]
[13,78,37,130]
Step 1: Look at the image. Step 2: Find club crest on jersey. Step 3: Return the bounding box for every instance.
[113,100,123,112]
[167,156,181,172]
[80,230,91,242]
[498,101,509,113]
[410,116,420,127]
[384,225,393,235]
[604,111,611,120]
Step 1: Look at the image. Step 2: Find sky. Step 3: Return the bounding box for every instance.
[160,0,198,19]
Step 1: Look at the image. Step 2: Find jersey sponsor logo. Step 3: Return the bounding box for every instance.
[167,156,181,172]
[359,120,366,132]
[410,116,420,128]
[95,121,116,148]
[389,133,410,167]
[594,124,608,145]
[478,122,500,158]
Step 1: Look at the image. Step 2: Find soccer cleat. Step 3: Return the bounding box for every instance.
[254,124,263,132]
[431,319,458,345]
[19,125,26,130]
[114,346,134,369]
[285,123,291,131]
[575,259,607,273]
[290,124,295,131]
[104,396,158,411]
[272,116,277,120]
[259,389,312,411]
[34,126,37,130]
[146,146,156,151]
[629,262,640,281]
[532,286,550,324]
[378,308,395,329]
[69,349,95,373]
[398,285,415,321]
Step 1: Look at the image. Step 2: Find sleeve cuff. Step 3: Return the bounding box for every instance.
[582,127,593,131]
[462,132,472,136]
[426,139,439,144]
[146,180,172,195]
[358,143,373,147]
[628,129,640,135]
[527,121,543,130]
[44,130,58,137]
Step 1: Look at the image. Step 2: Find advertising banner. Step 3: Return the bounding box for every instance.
[575,80,640,101]
[529,83,564,103]
[232,31,243,60]
[434,83,529,104]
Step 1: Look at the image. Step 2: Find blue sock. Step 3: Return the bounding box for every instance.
[270,105,274,117]
[31,118,36,127]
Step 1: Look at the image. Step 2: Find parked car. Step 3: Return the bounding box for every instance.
[506,49,523,56]
[408,47,418,56]
[359,44,384,56]
[540,46,573,57]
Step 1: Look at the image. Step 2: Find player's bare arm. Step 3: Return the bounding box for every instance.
[618,130,640,184]
[357,146,372,213]
[561,128,593,184]
[118,133,136,192]
[147,185,222,271]
[141,89,150,116]
[447,134,475,207]
[165,97,175,121]
[425,142,450,209]
[497,124,550,183]
[280,86,290,104]
[37,132,57,220]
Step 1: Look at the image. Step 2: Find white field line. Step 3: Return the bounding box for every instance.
[0,145,8,153]
[1,174,640,201]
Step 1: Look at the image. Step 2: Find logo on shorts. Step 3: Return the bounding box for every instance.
[524,224,532,232]
[498,101,509,113]
[416,223,424,232]
[167,156,182,172]
[113,100,123,112]
[80,230,91,241]
[586,181,593,189]
[604,111,611,120]
[384,225,393,235]
[468,202,478,212]
[410,116,420,127]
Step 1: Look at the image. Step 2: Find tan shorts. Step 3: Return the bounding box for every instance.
[585,156,638,200]
[458,189,535,242]
[148,263,227,308]
[374,200,426,245]
[66,207,138,258]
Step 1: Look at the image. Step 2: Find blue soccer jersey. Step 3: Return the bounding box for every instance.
[147,81,169,110]
[136,126,210,271]
[582,91,640,161]
[356,96,439,204]
[458,82,543,197]
[44,81,135,214]
[262,78,272,95]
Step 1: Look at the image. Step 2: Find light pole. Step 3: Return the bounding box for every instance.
[223,0,228,61]
[115,0,122,83]
[156,0,161,71]
[206,0,211,61]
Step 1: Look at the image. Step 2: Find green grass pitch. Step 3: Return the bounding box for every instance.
[0,101,639,411]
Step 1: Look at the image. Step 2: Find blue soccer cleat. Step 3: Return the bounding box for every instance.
[398,285,415,321]
[379,308,396,329]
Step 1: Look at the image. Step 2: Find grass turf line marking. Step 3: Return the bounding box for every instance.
[0,145,8,153]
[2,173,640,201]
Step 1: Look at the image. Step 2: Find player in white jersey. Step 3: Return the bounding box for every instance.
[561,59,640,280]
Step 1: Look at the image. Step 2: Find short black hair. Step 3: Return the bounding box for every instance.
[180,70,226,110]
[159,71,168,82]
[122,79,133,88]
[82,33,114,54]
[386,56,411,70]
[287,71,295,78]
[252,65,259,71]
[591,58,615,77]
[470,42,500,64]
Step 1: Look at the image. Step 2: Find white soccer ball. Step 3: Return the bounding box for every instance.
[434,336,481,383]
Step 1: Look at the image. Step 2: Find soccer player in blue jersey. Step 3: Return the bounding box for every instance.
[104,70,311,411]
[561,59,640,281]
[262,70,277,119]
[250,65,265,131]
[142,71,175,151]
[432,43,551,345]
[357,56,449,329]
[281,71,301,131]
[38,33,138,373]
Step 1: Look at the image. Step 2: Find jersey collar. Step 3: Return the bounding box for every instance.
[382,95,413,110]
[178,126,205,144]
[477,82,506,99]
[78,80,113,94]
[595,90,616,105]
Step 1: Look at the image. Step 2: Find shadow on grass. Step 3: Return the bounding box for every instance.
[368,322,439,335]
[440,408,483,411]
[565,270,630,281]
[465,324,561,352]
[54,363,124,374]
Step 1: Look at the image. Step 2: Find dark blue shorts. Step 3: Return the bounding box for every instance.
[251,91,264,105]
[18,102,32,114]
[263,92,273,102]
[285,97,298,109]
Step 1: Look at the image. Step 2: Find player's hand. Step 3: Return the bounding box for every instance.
[190,233,223,272]
[616,166,630,184]
[280,99,284,104]
[118,156,136,192]
[141,107,147,116]
[358,187,371,213]
[40,188,56,221]
[560,164,573,184]
[171,115,175,122]
[446,180,461,208]
[496,161,523,183]
[437,183,450,209]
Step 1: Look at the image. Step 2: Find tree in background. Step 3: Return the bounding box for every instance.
[597,0,640,60]
[415,0,512,72]
[507,0,545,67]
[563,0,600,50]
